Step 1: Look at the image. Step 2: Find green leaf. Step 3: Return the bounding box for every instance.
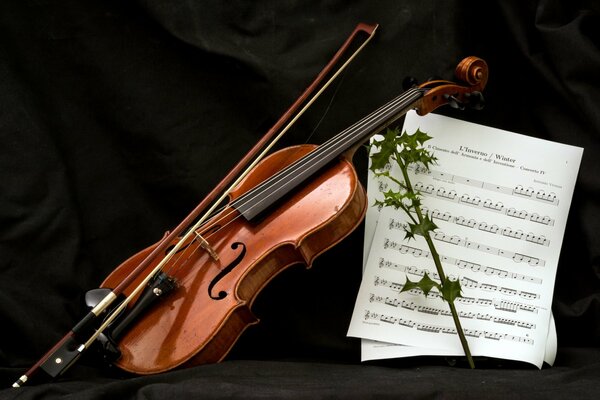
[401,272,441,297]
[373,170,391,179]
[403,228,415,241]
[419,214,439,233]
[413,128,434,146]
[400,276,420,293]
[440,277,463,303]
[370,128,401,171]
[406,215,438,238]
[379,189,417,211]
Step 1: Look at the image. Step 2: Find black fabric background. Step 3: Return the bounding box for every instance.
[1,1,599,398]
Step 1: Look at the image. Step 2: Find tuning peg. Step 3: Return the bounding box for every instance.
[465,91,485,110]
[402,76,419,90]
[443,94,465,110]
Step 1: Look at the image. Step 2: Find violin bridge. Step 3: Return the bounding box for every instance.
[194,231,219,261]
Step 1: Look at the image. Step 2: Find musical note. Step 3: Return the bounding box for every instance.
[513,185,535,198]
[493,317,517,327]
[530,213,554,225]
[484,331,503,340]
[430,209,452,221]
[398,318,417,328]
[369,293,402,308]
[460,194,482,206]
[361,307,536,347]
[512,253,542,266]
[476,298,493,307]
[413,182,435,194]
[409,166,560,206]
[457,297,541,314]
[483,199,504,212]
[362,308,536,345]
[494,300,517,313]
[382,239,544,283]
[372,289,542,320]
[431,231,547,266]
[418,305,441,315]
[417,323,442,333]
[480,283,498,291]
[389,210,551,248]
[535,190,558,204]
[362,310,416,328]
[506,207,528,219]
[464,278,541,300]
[501,227,524,239]
[373,276,403,292]
[464,328,483,338]
[436,187,457,200]
[376,258,543,305]
[525,232,549,246]
[413,181,556,225]
[459,311,476,319]
[456,215,477,228]
[478,221,500,234]
[518,291,538,300]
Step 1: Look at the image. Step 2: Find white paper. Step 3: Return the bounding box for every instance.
[348,111,583,368]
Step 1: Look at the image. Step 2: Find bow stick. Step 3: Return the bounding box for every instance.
[12,22,378,387]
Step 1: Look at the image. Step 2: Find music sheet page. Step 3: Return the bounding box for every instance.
[348,111,583,368]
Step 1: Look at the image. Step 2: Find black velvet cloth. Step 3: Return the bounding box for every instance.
[1,1,599,398]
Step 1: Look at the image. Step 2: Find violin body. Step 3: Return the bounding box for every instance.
[101,145,367,374]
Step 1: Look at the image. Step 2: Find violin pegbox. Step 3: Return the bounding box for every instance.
[412,56,488,115]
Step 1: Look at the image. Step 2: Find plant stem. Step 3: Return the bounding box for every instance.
[399,160,475,368]
[423,231,475,369]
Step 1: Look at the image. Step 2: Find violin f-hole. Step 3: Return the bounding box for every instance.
[208,242,246,300]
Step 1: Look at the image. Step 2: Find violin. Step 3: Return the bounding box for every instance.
[12,23,488,386]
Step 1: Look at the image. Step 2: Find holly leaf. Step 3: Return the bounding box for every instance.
[401,272,441,297]
[400,276,420,293]
[396,129,437,167]
[380,189,405,209]
[440,277,463,303]
[413,128,434,146]
[403,227,416,241]
[406,215,438,239]
[419,214,439,234]
[370,128,401,171]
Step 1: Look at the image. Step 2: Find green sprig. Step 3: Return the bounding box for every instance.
[369,127,475,368]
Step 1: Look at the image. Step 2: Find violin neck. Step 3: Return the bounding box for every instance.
[233,87,424,220]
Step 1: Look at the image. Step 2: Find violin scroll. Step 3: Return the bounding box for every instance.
[455,56,488,87]
[413,56,488,116]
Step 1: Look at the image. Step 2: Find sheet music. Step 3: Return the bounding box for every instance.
[349,111,582,368]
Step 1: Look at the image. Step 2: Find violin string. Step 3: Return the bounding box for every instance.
[142,29,387,283]
[183,88,422,247]
[157,88,424,285]
[161,213,225,277]
[161,238,198,277]
[195,87,423,244]
[227,88,424,216]
[302,72,347,146]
